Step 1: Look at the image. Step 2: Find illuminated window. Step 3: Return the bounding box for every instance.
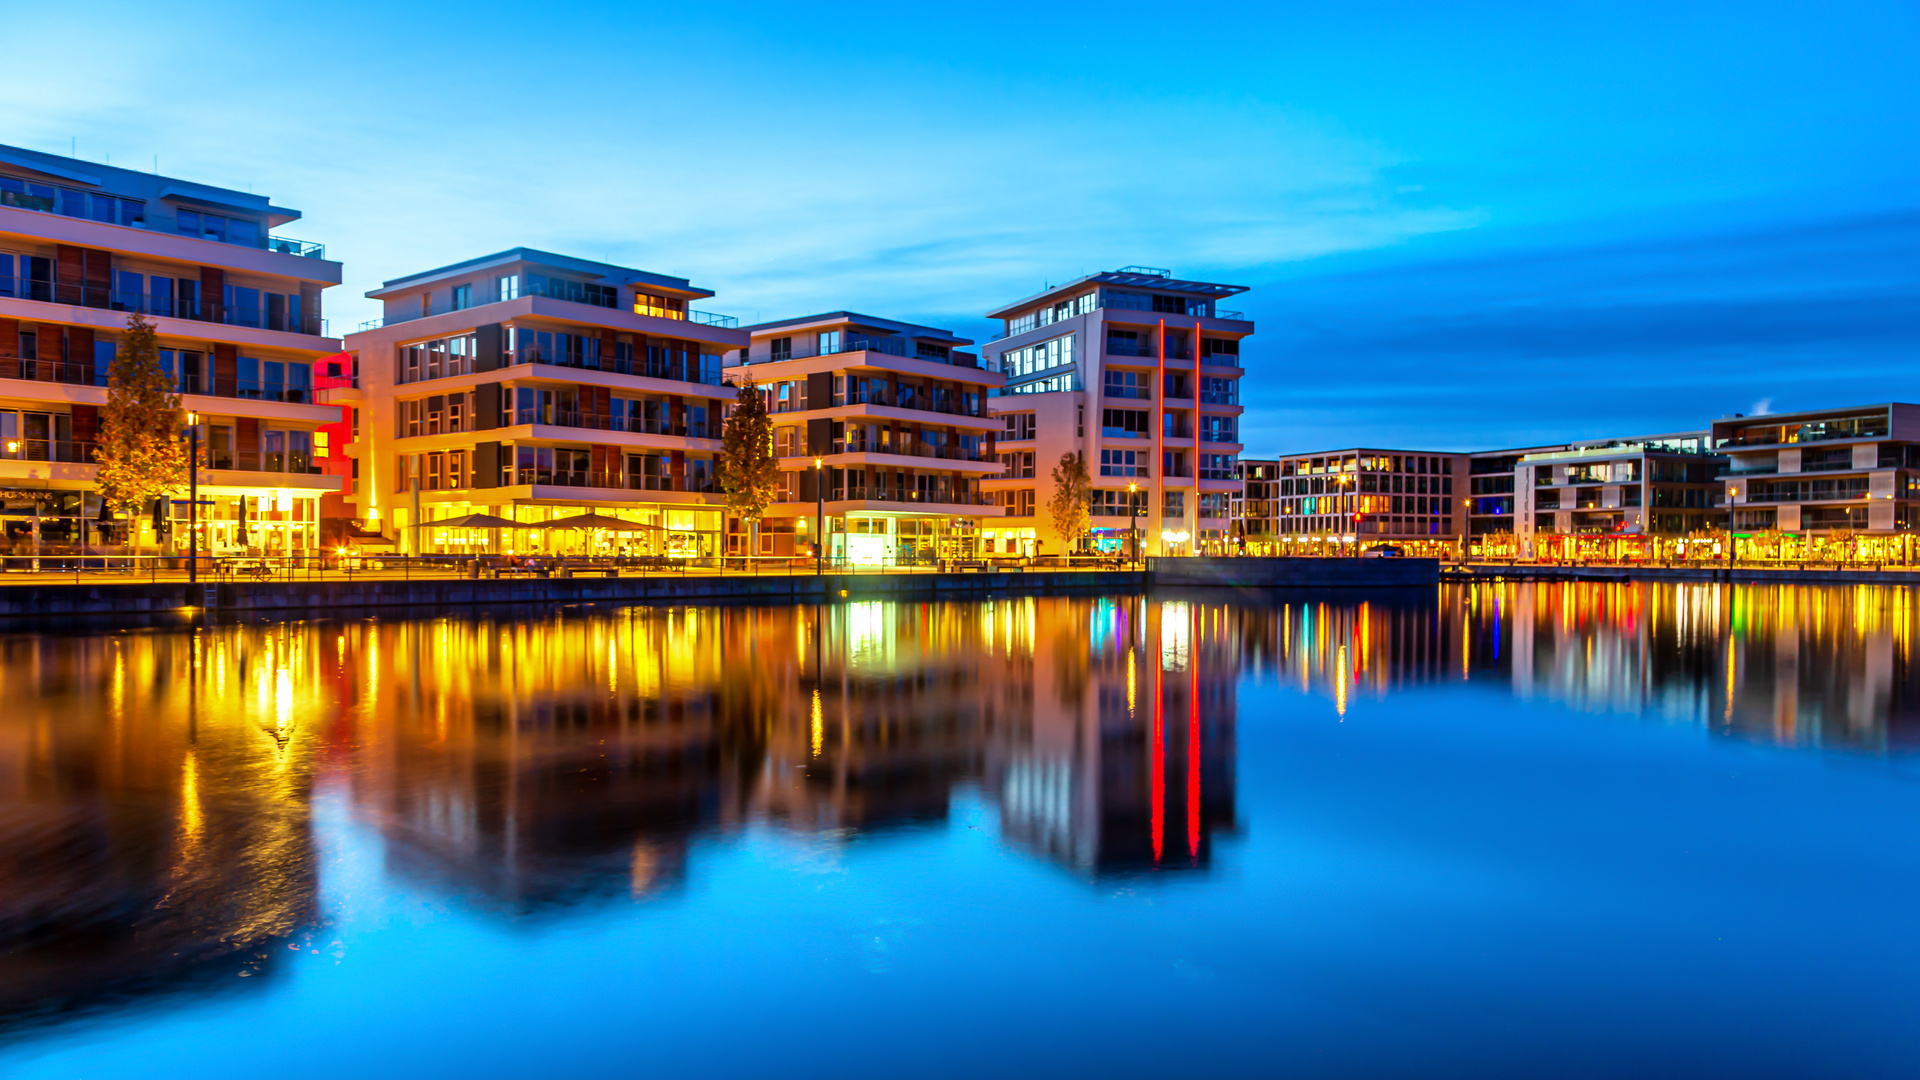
[634,292,686,320]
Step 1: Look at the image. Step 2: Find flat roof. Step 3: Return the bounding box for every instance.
[742,311,970,345]
[0,142,301,226]
[1714,403,1908,425]
[985,269,1248,320]
[370,248,712,299]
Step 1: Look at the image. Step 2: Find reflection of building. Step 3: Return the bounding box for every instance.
[1515,432,1727,560]
[339,250,749,556]
[731,312,1005,563]
[1715,404,1920,561]
[1463,580,1920,752]
[0,629,321,1026]
[0,142,344,556]
[979,268,1252,558]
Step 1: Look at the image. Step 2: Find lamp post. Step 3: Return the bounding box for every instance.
[186,411,200,585]
[814,457,824,576]
[1126,481,1138,567]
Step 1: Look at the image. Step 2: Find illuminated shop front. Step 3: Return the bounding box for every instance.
[390,502,722,557]
[983,526,1036,558]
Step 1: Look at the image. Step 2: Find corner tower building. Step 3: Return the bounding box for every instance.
[980,268,1249,557]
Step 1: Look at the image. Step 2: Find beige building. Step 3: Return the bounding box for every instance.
[733,312,1004,563]
[979,267,1251,558]
[1514,431,1725,560]
[1715,403,1920,561]
[339,249,747,557]
[0,143,343,556]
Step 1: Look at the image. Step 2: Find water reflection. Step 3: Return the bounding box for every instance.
[1,582,1916,1040]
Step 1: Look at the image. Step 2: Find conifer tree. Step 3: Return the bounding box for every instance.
[94,312,184,540]
[718,375,781,557]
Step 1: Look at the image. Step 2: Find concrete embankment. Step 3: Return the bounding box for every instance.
[1447,564,1920,587]
[1147,556,1441,588]
[0,570,1143,618]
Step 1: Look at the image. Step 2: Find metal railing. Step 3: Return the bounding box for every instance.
[510,410,716,439]
[506,468,718,493]
[266,235,326,259]
[0,277,329,336]
[810,442,987,462]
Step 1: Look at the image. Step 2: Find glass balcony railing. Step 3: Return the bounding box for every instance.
[266,235,326,259]
[509,409,715,440]
[0,278,328,336]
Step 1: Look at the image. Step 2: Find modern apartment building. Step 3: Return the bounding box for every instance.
[732,312,1003,563]
[1514,431,1725,559]
[1467,444,1567,556]
[0,144,344,557]
[340,249,747,556]
[979,268,1250,558]
[1259,448,1469,555]
[1714,404,1920,560]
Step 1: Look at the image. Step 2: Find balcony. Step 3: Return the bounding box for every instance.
[0,438,322,474]
[994,293,1248,341]
[360,284,735,332]
[0,357,329,406]
[0,278,330,337]
[807,441,988,463]
[509,409,716,440]
[0,188,330,261]
[508,468,718,493]
[505,348,725,389]
[795,488,996,507]
[831,386,987,420]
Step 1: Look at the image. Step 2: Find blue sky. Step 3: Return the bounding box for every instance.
[3,0,1914,453]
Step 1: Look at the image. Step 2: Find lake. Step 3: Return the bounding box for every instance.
[2,582,1917,1077]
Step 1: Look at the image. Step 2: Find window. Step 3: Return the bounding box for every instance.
[1200,337,1240,358]
[497,274,519,301]
[1100,449,1148,477]
[1200,415,1238,443]
[817,331,841,355]
[1003,413,1036,440]
[1000,451,1035,478]
[1162,451,1188,478]
[633,291,686,319]
[175,208,258,247]
[1101,408,1150,439]
[1163,491,1185,517]
[915,342,951,360]
[1001,334,1073,379]
[450,284,471,311]
[399,334,477,383]
[1104,369,1150,400]
[770,337,792,362]
[1200,453,1236,480]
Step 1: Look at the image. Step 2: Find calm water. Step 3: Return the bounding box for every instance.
[2,583,1919,1078]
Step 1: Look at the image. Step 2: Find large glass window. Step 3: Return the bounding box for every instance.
[1001,334,1073,378]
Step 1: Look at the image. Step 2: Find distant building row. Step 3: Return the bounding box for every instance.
[0,143,1250,561]
[1238,404,1920,560]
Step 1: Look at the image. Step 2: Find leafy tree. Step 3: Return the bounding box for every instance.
[718,375,781,557]
[1048,450,1092,555]
[94,312,183,543]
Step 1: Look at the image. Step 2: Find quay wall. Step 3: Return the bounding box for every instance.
[0,570,1143,618]
[1147,556,1441,588]
[1451,565,1920,587]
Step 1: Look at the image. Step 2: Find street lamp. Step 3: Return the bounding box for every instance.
[814,457,824,576]
[186,411,200,585]
[1129,481,1140,569]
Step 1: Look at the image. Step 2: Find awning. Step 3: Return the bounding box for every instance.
[423,513,524,529]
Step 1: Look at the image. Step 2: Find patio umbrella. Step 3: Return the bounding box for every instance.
[426,512,524,529]
[531,513,661,532]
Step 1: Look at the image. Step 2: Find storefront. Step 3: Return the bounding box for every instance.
[982,526,1036,559]
[393,502,723,558]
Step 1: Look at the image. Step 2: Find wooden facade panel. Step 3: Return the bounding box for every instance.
[213,343,238,397]
[236,416,260,471]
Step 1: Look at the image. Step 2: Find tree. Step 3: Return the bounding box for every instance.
[1048,450,1092,555]
[717,375,781,558]
[94,312,183,545]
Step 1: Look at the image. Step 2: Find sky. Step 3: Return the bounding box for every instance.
[2,0,1914,454]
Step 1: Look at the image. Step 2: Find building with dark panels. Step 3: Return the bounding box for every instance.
[340,249,747,556]
[1715,403,1920,560]
[1254,447,1469,555]
[1515,431,1726,559]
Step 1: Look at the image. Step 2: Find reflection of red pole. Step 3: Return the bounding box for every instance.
[1152,618,1164,865]
[1188,603,1201,862]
